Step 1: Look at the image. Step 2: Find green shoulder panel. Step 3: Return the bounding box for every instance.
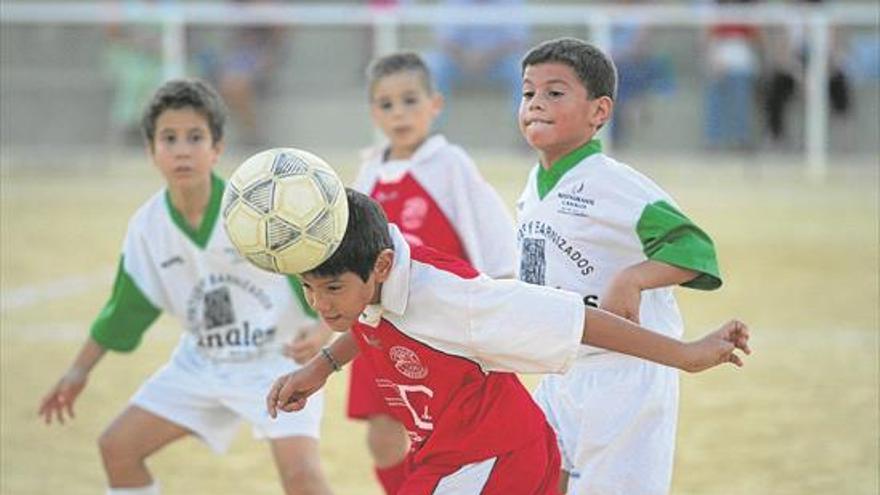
[90,256,162,352]
[636,200,722,290]
[286,275,317,319]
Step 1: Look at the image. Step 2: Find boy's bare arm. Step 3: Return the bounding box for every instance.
[601,260,699,323]
[267,331,359,417]
[582,308,750,373]
[621,260,699,289]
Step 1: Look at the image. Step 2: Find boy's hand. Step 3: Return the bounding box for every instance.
[38,368,88,425]
[283,322,332,364]
[601,270,642,324]
[682,320,751,373]
[266,363,330,418]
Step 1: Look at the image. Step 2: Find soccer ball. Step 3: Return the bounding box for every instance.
[222,148,349,274]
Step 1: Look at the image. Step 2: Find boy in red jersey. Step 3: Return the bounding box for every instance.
[350,52,517,493]
[267,189,750,494]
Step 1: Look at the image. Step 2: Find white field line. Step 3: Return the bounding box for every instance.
[3,321,179,342]
[1,268,114,312]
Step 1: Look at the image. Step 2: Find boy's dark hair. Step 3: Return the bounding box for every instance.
[366,52,435,97]
[141,78,227,147]
[306,189,393,282]
[521,37,617,101]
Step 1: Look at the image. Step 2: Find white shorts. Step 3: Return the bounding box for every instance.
[131,354,323,454]
[534,353,679,495]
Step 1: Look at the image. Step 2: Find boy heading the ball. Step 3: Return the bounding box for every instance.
[266,189,749,494]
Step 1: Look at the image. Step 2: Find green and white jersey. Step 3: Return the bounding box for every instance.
[515,140,721,358]
[90,174,316,365]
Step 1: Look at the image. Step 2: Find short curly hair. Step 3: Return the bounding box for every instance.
[141,78,227,147]
[521,37,617,101]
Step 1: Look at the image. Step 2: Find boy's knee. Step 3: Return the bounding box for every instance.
[98,427,142,464]
[278,461,327,495]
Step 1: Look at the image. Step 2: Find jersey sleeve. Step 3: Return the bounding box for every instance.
[437,149,518,279]
[464,276,584,373]
[636,200,722,290]
[90,256,161,352]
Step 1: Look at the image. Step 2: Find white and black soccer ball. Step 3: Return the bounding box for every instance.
[222,148,348,274]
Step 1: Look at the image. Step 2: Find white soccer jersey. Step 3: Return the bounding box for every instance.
[362,225,585,376]
[515,140,721,357]
[353,134,517,278]
[517,140,721,494]
[91,174,316,366]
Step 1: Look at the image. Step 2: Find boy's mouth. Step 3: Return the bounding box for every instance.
[525,119,552,128]
[321,313,343,323]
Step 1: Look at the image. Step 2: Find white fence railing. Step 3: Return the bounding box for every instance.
[2,2,878,178]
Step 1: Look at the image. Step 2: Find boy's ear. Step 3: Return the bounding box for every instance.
[431,92,444,117]
[592,96,614,128]
[144,138,155,158]
[372,249,395,284]
[213,139,226,159]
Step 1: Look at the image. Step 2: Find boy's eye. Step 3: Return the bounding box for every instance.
[549,90,564,98]
[403,96,419,106]
[522,90,535,99]
[378,101,393,111]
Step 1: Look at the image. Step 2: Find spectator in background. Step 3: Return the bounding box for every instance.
[762,0,852,149]
[425,0,529,120]
[104,0,163,146]
[197,0,285,147]
[610,0,676,147]
[702,0,762,151]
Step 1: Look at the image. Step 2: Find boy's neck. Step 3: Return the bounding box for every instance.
[386,135,430,162]
[539,137,600,170]
[168,176,213,229]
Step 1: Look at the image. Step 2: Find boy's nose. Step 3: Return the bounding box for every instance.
[310,293,331,313]
[528,96,545,110]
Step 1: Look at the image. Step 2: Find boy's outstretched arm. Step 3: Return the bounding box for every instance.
[267,331,359,418]
[582,309,750,373]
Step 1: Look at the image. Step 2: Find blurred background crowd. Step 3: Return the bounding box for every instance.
[1,0,878,162]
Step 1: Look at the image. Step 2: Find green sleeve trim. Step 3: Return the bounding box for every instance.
[90,257,162,352]
[286,275,317,319]
[636,200,722,290]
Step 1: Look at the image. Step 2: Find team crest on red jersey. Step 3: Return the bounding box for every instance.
[389,345,428,379]
[400,197,429,230]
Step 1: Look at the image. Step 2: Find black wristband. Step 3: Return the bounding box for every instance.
[320,346,341,372]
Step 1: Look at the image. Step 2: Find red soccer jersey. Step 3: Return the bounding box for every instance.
[370,172,468,263]
[353,134,517,279]
[350,242,570,468]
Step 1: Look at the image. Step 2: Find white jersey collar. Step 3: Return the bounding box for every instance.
[376,134,448,183]
[358,224,411,327]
